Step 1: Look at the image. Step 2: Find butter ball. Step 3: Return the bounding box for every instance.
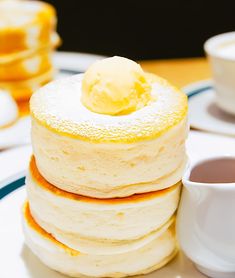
[81,56,152,115]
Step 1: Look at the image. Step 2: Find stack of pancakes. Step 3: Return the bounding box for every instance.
[23,59,188,277]
[0,0,60,100]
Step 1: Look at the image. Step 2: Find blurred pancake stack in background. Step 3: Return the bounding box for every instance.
[0,0,60,101]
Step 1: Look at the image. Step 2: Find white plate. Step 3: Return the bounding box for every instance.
[183,80,235,136]
[2,131,235,277]
[0,51,105,150]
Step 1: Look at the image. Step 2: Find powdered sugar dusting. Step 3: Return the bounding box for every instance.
[30,74,187,143]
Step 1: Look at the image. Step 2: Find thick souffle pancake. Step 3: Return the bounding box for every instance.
[23,202,178,278]
[0,0,60,101]
[30,57,188,198]
[0,0,57,54]
[0,32,60,65]
[0,49,52,82]
[27,156,181,253]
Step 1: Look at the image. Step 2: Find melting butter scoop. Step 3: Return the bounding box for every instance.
[81,56,152,115]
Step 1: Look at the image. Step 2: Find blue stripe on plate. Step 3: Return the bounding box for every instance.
[187,86,212,98]
[59,69,83,75]
[0,177,25,200]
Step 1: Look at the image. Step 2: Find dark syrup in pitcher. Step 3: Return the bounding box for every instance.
[189,158,235,183]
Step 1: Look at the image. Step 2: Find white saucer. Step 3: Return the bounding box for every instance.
[183,80,235,137]
[0,51,105,150]
[2,130,235,277]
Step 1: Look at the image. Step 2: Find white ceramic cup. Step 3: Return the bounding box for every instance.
[204,32,235,115]
[177,156,235,278]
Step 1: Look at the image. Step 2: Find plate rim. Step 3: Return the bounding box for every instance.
[182,79,212,98]
[0,175,25,200]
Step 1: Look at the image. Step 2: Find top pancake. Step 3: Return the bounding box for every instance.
[30,73,187,143]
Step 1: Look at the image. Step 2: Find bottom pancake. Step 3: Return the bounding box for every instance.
[23,202,177,278]
[27,156,181,247]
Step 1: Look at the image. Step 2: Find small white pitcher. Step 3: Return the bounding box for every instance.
[177,156,235,278]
